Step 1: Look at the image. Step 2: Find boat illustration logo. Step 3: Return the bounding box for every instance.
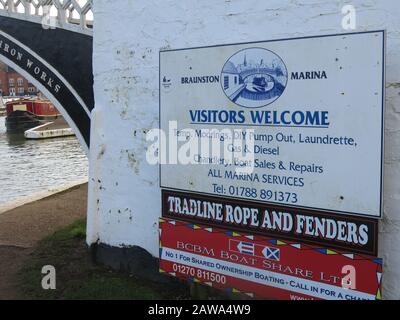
[221,47,288,108]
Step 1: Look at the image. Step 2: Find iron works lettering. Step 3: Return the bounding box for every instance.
[161,190,378,255]
[0,35,62,95]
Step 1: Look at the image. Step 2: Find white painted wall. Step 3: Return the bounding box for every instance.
[88,0,400,299]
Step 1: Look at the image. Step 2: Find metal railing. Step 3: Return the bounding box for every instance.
[0,0,93,35]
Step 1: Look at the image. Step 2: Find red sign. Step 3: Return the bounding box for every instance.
[159,218,383,300]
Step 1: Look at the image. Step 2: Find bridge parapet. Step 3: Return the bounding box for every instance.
[0,0,93,35]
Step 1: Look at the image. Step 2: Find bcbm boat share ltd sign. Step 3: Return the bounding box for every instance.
[159,30,385,219]
[159,217,383,300]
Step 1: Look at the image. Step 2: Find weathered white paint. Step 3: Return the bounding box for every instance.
[88,0,400,299]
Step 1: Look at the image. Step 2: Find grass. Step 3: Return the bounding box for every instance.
[18,219,190,300]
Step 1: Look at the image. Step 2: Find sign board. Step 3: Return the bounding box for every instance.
[160,30,385,218]
[160,218,383,300]
[162,190,378,255]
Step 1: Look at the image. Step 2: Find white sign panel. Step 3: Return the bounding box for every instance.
[159,31,385,218]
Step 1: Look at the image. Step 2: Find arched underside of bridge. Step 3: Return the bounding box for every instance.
[0,15,93,153]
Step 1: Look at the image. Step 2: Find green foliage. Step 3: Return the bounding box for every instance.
[18,219,189,300]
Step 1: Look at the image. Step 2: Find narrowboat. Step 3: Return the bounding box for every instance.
[5,98,60,132]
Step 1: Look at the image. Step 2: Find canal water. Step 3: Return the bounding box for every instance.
[0,116,88,207]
